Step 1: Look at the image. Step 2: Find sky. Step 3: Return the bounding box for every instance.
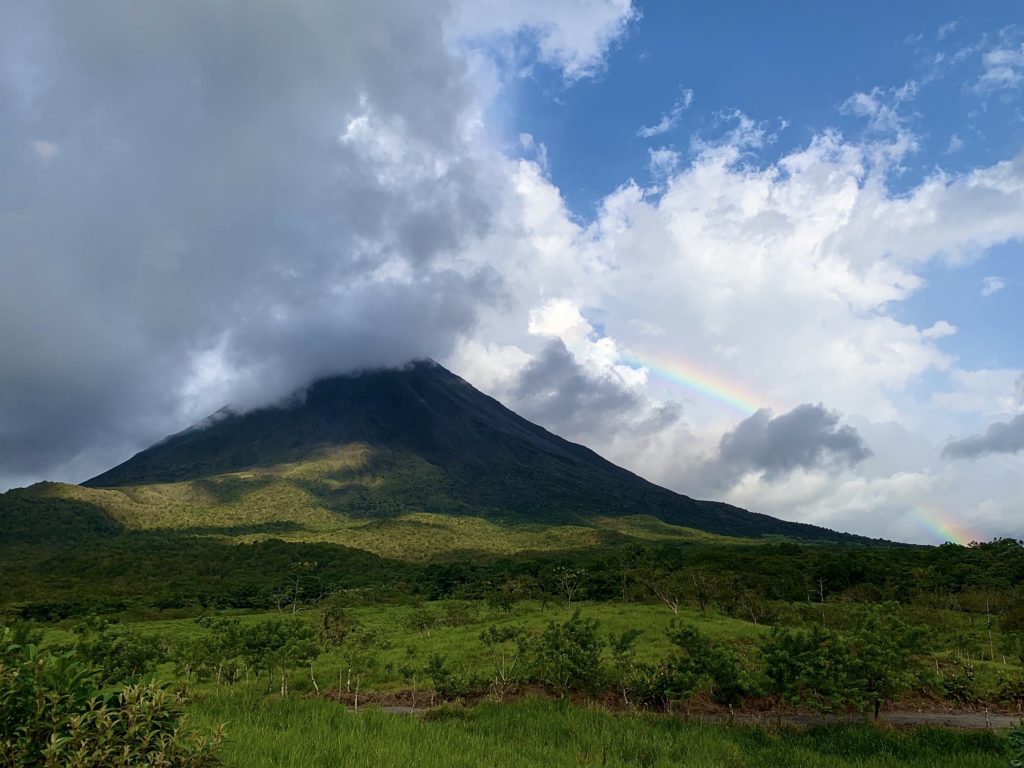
[1,0,1022,544]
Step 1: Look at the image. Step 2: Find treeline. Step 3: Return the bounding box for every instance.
[3,537,1023,624]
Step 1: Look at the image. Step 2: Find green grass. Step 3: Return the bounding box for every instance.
[187,693,1011,768]
[3,455,737,561]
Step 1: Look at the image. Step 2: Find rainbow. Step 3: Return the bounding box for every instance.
[909,505,981,546]
[622,351,779,415]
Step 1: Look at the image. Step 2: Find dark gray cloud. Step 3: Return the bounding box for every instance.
[942,414,1024,459]
[512,340,681,439]
[696,404,872,492]
[0,1,505,487]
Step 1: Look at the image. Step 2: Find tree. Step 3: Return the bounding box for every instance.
[69,617,165,685]
[608,628,643,706]
[238,618,319,697]
[761,624,857,714]
[661,623,750,708]
[479,625,525,700]
[337,628,379,709]
[845,604,930,718]
[761,605,929,718]
[528,611,604,697]
[553,567,585,608]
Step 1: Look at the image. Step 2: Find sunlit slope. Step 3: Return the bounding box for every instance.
[77,361,861,543]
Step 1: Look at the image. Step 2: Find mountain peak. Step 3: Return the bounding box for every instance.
[83,361,864,542]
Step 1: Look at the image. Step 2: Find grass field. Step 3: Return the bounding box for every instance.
[186,693,1012,768]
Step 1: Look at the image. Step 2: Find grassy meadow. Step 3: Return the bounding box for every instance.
[186,694,1012,768]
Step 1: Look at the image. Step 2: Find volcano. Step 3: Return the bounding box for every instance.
[81,361,860,542]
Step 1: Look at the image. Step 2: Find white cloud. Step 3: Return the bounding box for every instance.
[448,0,637,80]
[636,88,694,138]
[30,140,59,159]
[647,147,680,177]
[922,320,957,339]
[975,42,1024,93]
[937,20,959,42]
[981,275,1005,296]
[448,112,1024,542]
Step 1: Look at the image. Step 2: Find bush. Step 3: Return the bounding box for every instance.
[424,653,481,702]
[527,611,605,697]
[69,616,166,685]
[0,627,221,767]
[1010,721,1024,768]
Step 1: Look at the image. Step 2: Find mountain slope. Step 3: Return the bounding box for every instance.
[82,361,862,543]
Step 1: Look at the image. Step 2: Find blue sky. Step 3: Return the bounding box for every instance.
[507,0,1024,379]
[513,1,1024,213]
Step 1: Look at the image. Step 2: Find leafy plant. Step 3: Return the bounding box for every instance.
[0,626,221,767]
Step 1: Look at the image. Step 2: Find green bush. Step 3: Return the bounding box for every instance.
[0,627,221,767]
[526,611,605,697]
[1009,721,1024,768]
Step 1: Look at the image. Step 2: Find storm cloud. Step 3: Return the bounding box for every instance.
[0,0,513,485]
[942,414,1024,459]
[694,404,872,492]
[513,340,681,439]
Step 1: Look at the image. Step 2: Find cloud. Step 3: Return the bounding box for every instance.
[943,415,1024,459]
[0,0,633,488]
[452,118,1024,541]
[975,42,1024,93]
[513,339,680,438]
[692,405,871,492]
[946,133,963,154]
[30,140,59,159]
[840,82,917,134]
[981,275,1005,297]
[637,88,694,138]
[922,320,957,339]
[647,147,681,177]
[449,0,637,80]
[937,20,959,42]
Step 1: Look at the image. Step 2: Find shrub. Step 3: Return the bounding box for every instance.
[1010,721,1024,768]
[527,611,605,697]
[424,653,481,702]
[0,627,221,767]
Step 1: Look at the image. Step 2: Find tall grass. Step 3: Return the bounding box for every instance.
[188,692,1010,768]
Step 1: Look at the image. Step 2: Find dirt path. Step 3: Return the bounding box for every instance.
[377,706,1020,730]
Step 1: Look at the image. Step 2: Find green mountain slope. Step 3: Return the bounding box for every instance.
[68,360,863,545]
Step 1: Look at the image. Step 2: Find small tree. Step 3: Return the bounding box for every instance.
[608,628,643,706]
[398,646,421,708]
[528,611,604,697]
[479,625,525,700]
[846,604,930,719]
[70,617,165,685]
[553,567,585,608]
[337,628,379,709]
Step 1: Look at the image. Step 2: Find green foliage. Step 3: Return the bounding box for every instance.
[527,610,605,696]
[942,659,979,705]
[69,616,166,685]
[1009,722,1024,768]
[0,626,221,767]
[423,653,479,702]
[762,605,930,717]
[664,622,753,707]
